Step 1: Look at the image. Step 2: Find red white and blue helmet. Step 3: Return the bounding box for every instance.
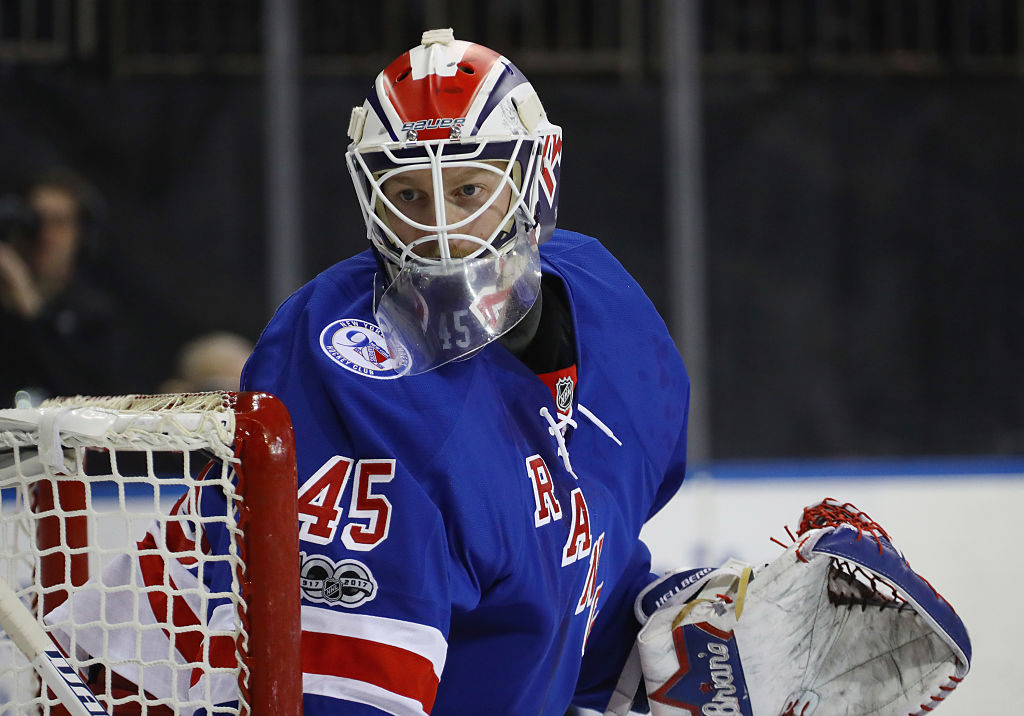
[345,28,562,280]
[345,29,563,374]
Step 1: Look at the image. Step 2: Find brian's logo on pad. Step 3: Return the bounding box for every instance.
[320,318,409,379]
[648,622,753,716]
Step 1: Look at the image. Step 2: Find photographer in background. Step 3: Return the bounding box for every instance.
[0,167,128,406]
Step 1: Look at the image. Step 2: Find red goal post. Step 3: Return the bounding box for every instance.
[0,391,302,715]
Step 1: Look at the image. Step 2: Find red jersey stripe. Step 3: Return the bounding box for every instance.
[137,531,240,687]
[303,630,440,713]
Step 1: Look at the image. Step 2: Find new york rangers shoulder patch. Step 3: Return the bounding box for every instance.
[320,318,409,379]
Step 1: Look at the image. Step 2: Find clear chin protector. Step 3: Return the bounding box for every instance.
[350,138,545,375]
[373,216,541,375]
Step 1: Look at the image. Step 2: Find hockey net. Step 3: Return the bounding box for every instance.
[0,392,301,715]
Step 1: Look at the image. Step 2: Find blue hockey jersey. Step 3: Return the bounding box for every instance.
[241,228,690,715]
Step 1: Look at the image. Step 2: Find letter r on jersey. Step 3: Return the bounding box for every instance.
[526,454,562,527]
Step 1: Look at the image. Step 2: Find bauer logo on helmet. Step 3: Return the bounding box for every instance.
[400,117,467,134]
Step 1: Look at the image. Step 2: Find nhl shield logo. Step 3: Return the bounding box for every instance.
[555,376,574,414]
[323,578,343,602]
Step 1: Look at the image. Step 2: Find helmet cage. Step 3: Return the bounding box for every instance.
[347,134,545,281]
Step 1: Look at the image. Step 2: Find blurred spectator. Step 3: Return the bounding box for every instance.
[159,331,254,393]
[0,167,129,407]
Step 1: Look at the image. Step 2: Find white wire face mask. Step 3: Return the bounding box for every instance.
[350,139,544,375]
[350,138,540,271]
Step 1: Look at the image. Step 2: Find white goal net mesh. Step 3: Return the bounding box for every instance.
[0,393,253,715]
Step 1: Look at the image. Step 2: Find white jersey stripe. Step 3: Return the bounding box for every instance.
[304,672,428,716]
[301,605,447,677]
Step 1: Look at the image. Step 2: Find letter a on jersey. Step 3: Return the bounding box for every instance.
[561,488,592,566]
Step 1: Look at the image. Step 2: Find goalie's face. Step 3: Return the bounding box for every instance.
[376,160,517,263]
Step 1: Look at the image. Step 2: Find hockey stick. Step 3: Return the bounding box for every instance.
[0,575,109,716]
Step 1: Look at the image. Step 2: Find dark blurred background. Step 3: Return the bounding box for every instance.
[0,0,1020,459]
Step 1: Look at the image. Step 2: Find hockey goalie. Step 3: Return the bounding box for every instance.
[606,499,971,716]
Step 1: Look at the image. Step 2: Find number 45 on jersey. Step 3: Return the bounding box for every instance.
[297,456,395,551]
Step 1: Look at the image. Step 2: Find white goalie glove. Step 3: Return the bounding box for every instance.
[607,498,971,716]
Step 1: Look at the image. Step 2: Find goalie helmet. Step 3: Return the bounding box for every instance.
[345,28,563,374]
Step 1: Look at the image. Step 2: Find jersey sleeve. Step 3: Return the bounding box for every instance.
[647,378,690,522]
[571,539,657,711]
[240,286,461,715]
[295,466,454,716]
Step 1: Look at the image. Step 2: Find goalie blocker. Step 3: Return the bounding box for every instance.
[607,499,971,716]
